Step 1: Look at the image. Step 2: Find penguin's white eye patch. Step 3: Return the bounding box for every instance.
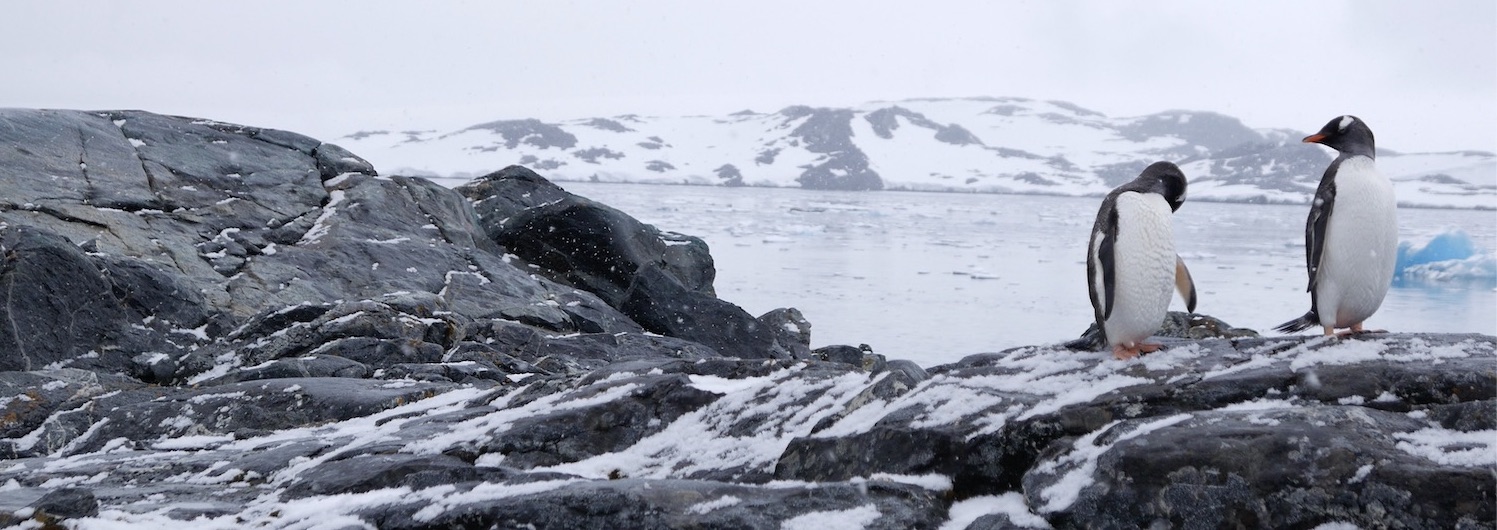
[1338,116,1353,131]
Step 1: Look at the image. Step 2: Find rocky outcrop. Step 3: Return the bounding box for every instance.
[865,105,983,146]
[782,106,884,191]
[456,165,810,360]
[465,118,579,150]
[0,109,1491,529]
[778,334,1495,529]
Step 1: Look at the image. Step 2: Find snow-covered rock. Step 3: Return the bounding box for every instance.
[0,109,1491,529]
[338,97,1497,209]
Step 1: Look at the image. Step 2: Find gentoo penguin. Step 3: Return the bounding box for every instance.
[1084,161,1197,360]
[1275,115,1398,336]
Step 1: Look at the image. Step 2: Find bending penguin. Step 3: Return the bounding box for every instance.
[1084,161,1197,360]
[1275,115,1397,336]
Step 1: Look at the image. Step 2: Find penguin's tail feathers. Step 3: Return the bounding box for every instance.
[1273,312,1319,334]
[1063,326,1106,351]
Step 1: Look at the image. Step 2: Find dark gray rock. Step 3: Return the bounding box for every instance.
[778,333,1496,528]
[461,167,804,360]
[614,264,785,358]
[282,453,488,498]
[313,337,445,367]
[457,319,720,376]
[360,477,947,530]
[0,486,98,527]
[883,359,929,384]
[205,354,369,384]
[1067,310,1260,351]
[474,373,721,468]
[1158,311,1261,340]
[114,110,328,215]
[0,369,144,455]
[97,255,214,333]
[967,512,1040,530]
[461,165,717,295]
[31,487,98,519]
[170,298,454,383]
[815,344,866,366]
[38,377,454,457]
[0,225,128,372]
[311,142,377,181]
[1024,406,1494,529]
[455,165,575,254]
[2,111,639,368]
[761,307,813,358]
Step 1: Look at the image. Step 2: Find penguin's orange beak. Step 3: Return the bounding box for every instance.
[1303,133,1327,144]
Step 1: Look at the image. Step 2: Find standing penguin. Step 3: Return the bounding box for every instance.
[1084,161,1197,360]
[1275,115,1398,336]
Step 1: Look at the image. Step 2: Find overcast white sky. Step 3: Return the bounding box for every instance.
[5,1,1494,152]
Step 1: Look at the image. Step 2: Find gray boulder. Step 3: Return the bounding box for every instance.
[459,165,808,360]
[1024,405,1493,529]
[0,225,129,372]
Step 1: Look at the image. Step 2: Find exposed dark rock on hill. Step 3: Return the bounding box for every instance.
[782,106,884,191]
[336,96,1497,209]
[0,109,1490,529]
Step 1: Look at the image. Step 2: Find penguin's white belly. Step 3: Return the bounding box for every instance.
[1317,156,1398,328]
[1103,193,1177,347]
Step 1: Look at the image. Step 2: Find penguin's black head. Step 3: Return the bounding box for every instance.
[1138,161,1188,212]
[1304,115,1376,158]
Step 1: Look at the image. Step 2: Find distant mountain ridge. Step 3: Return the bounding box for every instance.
[339,97,1496,209]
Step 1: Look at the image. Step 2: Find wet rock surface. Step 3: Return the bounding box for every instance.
[0,109,1491,529]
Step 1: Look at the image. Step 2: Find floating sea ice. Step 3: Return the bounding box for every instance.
[1398,228,1478,267]
[1396,228,1496,282]
[1401,253,1497,282]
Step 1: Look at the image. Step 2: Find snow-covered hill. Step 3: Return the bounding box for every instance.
[340,97,1496,209]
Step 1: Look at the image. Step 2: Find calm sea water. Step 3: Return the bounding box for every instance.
[550,182,1496,367]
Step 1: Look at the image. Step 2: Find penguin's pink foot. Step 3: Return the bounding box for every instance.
[1336,323,1385,338]
[1112,342,1161,360]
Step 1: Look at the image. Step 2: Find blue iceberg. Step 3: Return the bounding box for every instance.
[1396,229,1497,283]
